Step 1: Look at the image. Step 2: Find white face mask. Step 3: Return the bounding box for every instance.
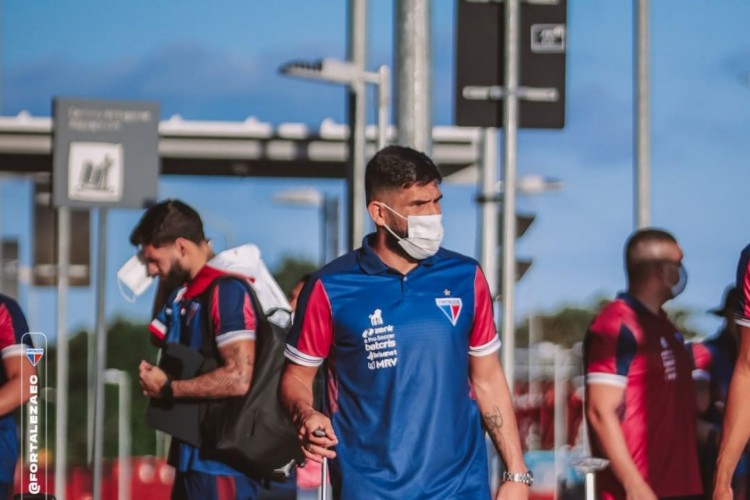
[670,264,688,298]
[380,203,443,260]
[116,253,154,303]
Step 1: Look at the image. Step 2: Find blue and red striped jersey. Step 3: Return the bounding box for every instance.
[286,236,500,499]
[735,244,750,327]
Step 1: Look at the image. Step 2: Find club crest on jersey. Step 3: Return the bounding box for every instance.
[26,348,44,367]
[435,297,462,326]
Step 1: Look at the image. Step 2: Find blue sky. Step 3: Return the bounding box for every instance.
[2,0,750,340]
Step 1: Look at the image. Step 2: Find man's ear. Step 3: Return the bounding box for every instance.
[368,201,386,227]
[173,237,189,257]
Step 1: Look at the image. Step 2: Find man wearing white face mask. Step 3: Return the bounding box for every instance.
[280,145,530,499]
[584,228,702,500]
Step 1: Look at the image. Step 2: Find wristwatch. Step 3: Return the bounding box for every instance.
[502,470,534,486]
[160,376,174,402]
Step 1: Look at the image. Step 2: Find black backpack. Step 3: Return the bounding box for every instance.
[196,276,304,483]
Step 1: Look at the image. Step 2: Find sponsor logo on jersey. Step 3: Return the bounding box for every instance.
[369,308,383,326]
[26,348,44,367]
[435,297,462,326]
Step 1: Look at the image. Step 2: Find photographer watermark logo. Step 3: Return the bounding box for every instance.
[21,333,48,497]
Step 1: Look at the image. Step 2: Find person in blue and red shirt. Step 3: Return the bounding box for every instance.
[279,145,530,499]
[584,228,702,500]
[714,245,750,500]
[130,200,262,500]
[0,294,35,500]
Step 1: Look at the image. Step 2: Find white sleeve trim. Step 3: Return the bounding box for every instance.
[150,318,166,335]
[469,335,502,357]
[692,369,711,381]
[1,344,26,359]
[215,329,255,348]
[736,316,750,328]
[284,344,324,367]
[586,372,627,388]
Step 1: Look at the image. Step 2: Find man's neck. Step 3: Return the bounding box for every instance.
[187,241,216,280]
[370,231,419,275]
[627,287,665,315]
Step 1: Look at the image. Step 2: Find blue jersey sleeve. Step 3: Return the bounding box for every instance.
[208,279,257,349]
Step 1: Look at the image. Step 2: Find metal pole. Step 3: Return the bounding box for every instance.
[54,205,71,500]
[346,0,367,251]
[479,128,498,297]
[120,372,132,500]
[529,315,539,401]
[635,0,650,229]
[501,0,521,390]
[377,65,390,151]
[92,207,108,499]
[323,197,340,263]
[585,472,596,500]
[395,0,432,154]
[553,346,567,500]
[320,198,328,266]
[108,370,132,500]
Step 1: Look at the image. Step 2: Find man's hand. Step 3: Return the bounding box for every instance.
[139,360,168,398]
[713,470,734,500]
[295,407,338,464]
[623,477,657,500]
[495,480,529,500]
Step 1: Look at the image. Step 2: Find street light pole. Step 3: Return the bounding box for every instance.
[395,0,432,154]
[347,0,367,250]
[635,0,650,229]
[501,0,521,392]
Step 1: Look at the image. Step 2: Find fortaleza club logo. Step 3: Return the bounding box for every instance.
[26,348,44,367]
[435,297,462,326]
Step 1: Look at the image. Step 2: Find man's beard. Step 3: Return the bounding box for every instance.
[161,259,191,291]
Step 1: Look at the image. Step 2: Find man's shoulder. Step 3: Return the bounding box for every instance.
[589,299,638,337]
[314,250,360,280]
[436,247,478,266]
[0,293,23,316]
[431,248,481,277]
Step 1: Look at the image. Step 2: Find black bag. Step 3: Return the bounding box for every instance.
[197,276,304,482]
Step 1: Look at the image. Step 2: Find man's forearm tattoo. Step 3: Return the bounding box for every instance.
[483,405,504,432]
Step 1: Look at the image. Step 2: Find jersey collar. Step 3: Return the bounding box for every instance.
[183,265,226,299]
[618,292,666,318]
[357,233,440,275]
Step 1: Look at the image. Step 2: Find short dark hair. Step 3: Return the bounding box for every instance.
[625,228,678,282]
[129,199,205,248]
[365,145,442,203]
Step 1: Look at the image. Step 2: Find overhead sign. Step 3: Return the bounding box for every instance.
[455,0,567,129]
[52,98,160,208]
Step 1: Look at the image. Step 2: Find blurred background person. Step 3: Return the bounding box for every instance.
[585,228,701,500]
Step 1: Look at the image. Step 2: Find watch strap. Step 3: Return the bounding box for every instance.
[502,471,533,486]
[160,376,174,402]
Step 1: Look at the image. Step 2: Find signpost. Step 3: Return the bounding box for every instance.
[52,98,159,500]
[455,0,567,389]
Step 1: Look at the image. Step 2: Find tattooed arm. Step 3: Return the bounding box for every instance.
[139,338,255,399]
[469,354,528,498]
